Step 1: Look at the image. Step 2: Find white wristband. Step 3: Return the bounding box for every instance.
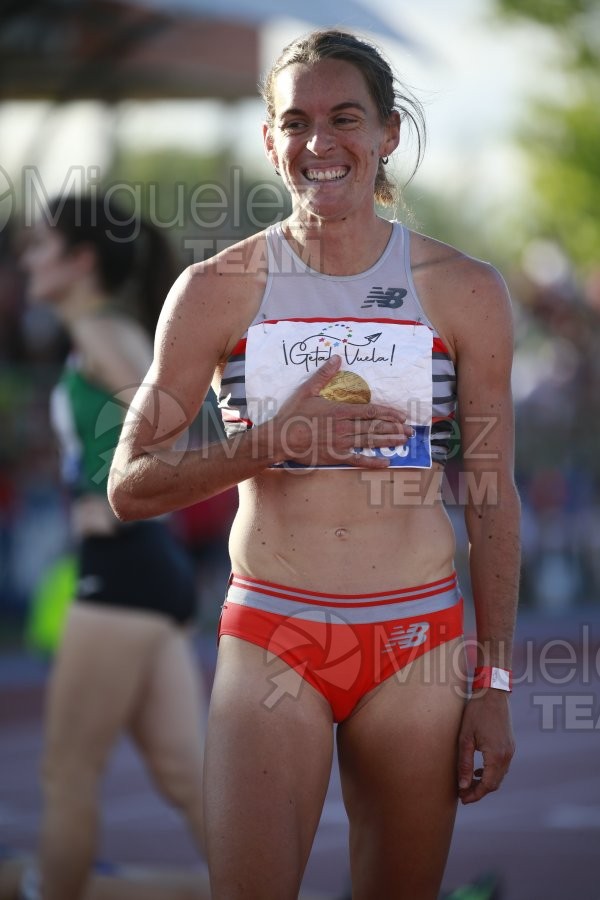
[472,666,512,692]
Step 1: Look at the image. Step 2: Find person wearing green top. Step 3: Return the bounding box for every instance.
[19,194,212,900]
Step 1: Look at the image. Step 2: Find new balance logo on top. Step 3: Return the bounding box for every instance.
[383,622,430,652]
[361,286,407,309]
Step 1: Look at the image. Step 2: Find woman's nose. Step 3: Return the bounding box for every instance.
[306,125,335,155]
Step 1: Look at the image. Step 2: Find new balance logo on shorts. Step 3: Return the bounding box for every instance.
[383,622,430,652]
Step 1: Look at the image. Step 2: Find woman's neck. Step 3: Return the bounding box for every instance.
[283,213,393,276]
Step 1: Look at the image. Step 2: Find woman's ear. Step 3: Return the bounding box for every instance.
[381,109,401,159]
[263,122,279,171]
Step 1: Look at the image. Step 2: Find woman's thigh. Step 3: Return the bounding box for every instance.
[129,629,207,833]
[130,627,207,766]
[204,636,335,900]
[337,637,467,900]
[43,603,170,775]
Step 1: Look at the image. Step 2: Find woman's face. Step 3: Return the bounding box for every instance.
[21,221,84,304]
[263,58,399,223]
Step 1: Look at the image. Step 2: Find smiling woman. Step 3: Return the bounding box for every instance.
[261,34,425,213]
[262,58,396,225]
[108,29,520,900]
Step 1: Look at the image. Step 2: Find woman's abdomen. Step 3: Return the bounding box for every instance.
[229,467,456,594]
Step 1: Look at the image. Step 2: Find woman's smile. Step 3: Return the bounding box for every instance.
[264,58,396,221]
[303,166,350,182]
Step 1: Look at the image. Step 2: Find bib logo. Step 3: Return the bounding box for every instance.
[281,323,396,372]
[383,621,430,652]
[362,286,407,310]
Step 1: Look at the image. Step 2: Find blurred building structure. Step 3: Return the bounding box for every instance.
[0,0,411,103]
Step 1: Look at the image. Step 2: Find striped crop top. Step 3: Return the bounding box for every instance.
[218,221,458,467]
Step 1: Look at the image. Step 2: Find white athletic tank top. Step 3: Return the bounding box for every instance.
[218,221,457,467]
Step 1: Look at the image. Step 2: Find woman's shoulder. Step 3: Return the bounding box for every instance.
[167,230,270,321]
[407,227,495,274]
[404,227,512,358]
[155,230,272,363]
[185,229,270,286]
[407,227,509,304]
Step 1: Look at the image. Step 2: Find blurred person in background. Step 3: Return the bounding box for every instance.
[109,29,520,900]
[0,220,27,365]
[16,194,211,900]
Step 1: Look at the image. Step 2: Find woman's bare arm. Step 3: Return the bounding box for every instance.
[449,258,520,804]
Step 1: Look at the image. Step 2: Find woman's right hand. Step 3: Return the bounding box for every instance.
[265,355,412,468]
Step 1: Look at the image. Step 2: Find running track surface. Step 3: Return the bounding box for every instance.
[1,609,599,900]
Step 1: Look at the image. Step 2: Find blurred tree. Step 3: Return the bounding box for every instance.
[495,0,597,64]
[105,146,289,267]
[494,0,600,271]
[402,185,513,270]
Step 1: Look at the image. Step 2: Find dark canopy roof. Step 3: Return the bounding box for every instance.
[0,0,412,102]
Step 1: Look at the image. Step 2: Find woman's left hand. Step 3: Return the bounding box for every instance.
[456,689,515,804]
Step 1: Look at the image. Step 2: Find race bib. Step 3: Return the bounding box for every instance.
[245,318,433,469]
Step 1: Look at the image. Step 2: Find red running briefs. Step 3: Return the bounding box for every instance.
[219,571,464,722]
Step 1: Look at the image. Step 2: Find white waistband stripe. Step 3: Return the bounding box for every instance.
[226,576,461,625]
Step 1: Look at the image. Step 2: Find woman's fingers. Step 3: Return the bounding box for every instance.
[274,359,413,466]
[302,355,343,395]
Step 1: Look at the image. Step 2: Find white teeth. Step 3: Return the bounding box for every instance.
[305,168,348,182]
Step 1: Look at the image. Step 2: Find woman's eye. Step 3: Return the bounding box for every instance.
[335,116,357,126]
[282,121,305,132]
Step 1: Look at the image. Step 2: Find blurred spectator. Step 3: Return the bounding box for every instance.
[16,193,211,900]
[0,220,27,364]
[512,243,600,610]
[1,221,70,637]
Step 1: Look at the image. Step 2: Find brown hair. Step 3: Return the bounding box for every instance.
[47,194,177,335]
[260,29,426,207]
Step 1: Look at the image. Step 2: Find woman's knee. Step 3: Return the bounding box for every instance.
[40,753,100,818]
[145,747,203,812]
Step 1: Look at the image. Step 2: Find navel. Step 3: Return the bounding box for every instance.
[334,527,350,539]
